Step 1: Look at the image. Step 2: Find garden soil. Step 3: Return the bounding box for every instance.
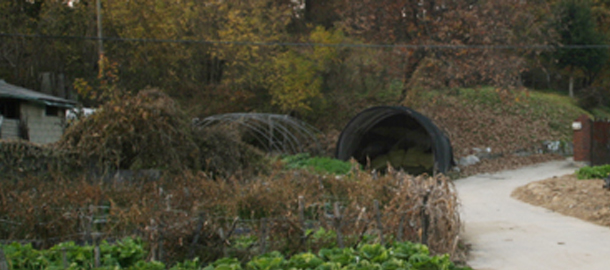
[455,158,610,270]
[512,174,610,228]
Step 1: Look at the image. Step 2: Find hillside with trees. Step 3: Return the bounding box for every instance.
[1,0,609,156]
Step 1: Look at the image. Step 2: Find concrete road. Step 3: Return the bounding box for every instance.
[455,159,610,270]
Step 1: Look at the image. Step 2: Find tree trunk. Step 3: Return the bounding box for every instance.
[568,74,574,98]
[399,49,426,102]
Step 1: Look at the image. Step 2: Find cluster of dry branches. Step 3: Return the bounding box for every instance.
[0,168,462,263]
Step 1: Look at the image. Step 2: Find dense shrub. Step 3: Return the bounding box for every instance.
[576,165,610,179]
[58,89,200,172]
[0,140,79,179]
[193,124,267,178]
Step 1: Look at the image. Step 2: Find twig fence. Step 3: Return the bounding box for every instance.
[0,192,448,267]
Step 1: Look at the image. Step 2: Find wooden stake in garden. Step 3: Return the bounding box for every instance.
[158,224,165,263]
[333,202,344,248]
[421,190,431,245]
[83,207,94,245]
[0,247,8,270]
[62,248,68,269]
[189,212,206,259]
[298,196,306,247]
[397,213,406,243]
[373,200,385,246]
[260,218,268,254]
[218,228,228,257]
[94,245,101,268]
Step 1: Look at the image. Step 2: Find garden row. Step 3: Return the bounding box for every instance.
[0,237,470,270]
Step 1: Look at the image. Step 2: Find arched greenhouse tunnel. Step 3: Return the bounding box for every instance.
[336,106,455,175]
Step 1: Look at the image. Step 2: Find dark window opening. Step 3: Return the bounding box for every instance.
[0,98,20,119]
[45,105,61,117]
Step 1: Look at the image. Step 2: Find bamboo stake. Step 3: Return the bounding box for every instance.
[333,202,344,248]
[373,200,385,246]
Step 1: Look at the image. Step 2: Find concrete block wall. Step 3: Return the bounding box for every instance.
[0,119,19,140]
[20,102,66,144]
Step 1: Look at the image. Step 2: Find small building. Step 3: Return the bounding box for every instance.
[0,79,77,144]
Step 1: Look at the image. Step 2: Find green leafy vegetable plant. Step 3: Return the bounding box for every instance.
[205,241,471,270]
[575,165,610,179]
[281,153,354,175]
[2,239,470,270]
[2,238,152,270]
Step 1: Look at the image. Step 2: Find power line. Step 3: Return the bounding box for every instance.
[2,32,610,50]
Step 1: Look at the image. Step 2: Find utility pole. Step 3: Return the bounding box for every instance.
[96,0,104,76]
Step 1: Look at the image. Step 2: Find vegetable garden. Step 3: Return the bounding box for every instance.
[0,91,466,269]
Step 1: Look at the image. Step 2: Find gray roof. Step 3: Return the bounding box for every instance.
[0,79,77,108]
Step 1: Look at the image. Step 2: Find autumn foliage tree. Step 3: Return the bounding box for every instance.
[336,0,555,95]
[7,0,610,128]
[269,26,345,114]
[0,0,95,88]
[552,0,608,97]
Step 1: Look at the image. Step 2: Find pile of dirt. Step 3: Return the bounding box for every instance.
[511,174,610,227]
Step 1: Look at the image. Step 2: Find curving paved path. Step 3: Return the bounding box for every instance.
[455,159,610,270]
